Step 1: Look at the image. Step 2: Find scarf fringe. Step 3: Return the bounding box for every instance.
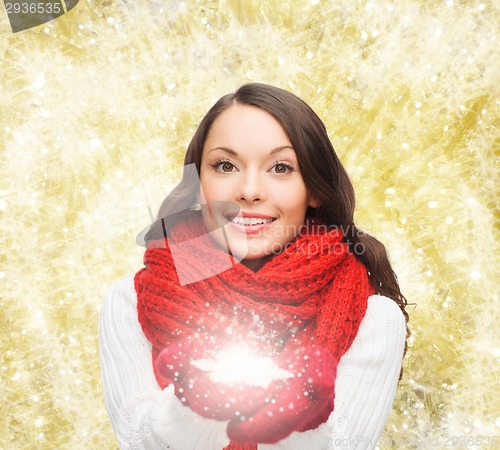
[223,442,258,450]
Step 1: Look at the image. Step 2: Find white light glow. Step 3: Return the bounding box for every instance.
[191,345,293,388]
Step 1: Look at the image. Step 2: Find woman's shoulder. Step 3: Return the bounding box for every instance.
[339,293,407,367]
[360,294,407,340]
[103,274,137,309]
[366,294,406,322]
[100,274,140,340]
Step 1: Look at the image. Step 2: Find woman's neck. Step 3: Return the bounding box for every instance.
[240,255,272,272]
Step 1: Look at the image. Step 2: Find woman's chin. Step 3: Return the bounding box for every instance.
[222,241,273,270]
[226,239,272,262]
[204,227,278,268]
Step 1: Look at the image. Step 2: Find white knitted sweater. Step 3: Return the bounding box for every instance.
[99,275,406,450]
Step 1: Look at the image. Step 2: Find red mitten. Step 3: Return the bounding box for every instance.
[226,346,338,444]
[155,334,269,421]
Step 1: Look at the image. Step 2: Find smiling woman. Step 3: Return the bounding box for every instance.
[99,83,409,450]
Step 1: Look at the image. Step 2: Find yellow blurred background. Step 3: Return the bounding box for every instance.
[1,0,498,448]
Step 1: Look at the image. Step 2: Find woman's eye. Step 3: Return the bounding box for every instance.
[212,161,236,172]
[272,162,293,174]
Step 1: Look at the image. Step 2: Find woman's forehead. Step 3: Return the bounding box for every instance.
[203,104,292,153]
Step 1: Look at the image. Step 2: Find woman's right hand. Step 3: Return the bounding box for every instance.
[154,334,269,421]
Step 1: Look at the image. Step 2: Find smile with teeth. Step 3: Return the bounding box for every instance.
[228,217,276,226]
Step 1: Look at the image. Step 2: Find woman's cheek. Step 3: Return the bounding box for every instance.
[203,177,232,202]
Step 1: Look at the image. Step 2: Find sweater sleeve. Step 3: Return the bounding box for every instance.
[98,275,230,450]
[260,294,407,450]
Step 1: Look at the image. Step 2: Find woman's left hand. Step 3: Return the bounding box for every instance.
[226,346,338,444]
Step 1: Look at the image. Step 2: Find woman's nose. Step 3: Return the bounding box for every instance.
[237,171,264,203]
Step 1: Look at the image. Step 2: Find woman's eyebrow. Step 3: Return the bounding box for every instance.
[207,145,294,155]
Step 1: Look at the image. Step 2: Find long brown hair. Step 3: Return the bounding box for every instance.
[145,83,409,341]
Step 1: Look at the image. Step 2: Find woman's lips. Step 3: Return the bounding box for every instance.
[224,214,277,235]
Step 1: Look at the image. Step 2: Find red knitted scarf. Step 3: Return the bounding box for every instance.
[135,212,373,449]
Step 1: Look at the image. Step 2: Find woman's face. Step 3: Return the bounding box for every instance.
[199,104,317,269]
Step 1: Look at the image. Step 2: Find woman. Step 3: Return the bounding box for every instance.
[99,83,408,449]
